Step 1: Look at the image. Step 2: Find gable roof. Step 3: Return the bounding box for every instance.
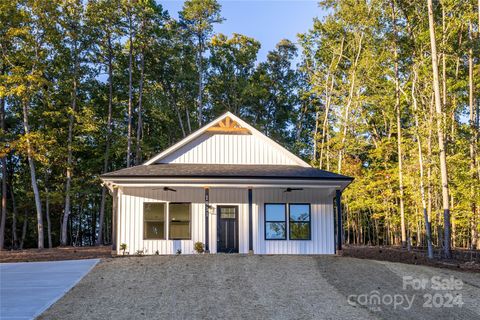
[143,112,310,167]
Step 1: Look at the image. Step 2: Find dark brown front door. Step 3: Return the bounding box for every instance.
[217,206,239,253]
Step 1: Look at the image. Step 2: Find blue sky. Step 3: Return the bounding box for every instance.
[161,0,326,62]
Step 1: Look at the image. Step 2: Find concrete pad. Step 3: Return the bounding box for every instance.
[0,259,99,320]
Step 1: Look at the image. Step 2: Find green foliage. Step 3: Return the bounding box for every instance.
[194,241,204,254]
[0,0,478,251]
[298,0,480,248]
[120,243,127,255]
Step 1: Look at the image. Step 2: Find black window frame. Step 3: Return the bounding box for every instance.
[143,202,167,240]
[168,202,192,240]
[288,203,311,240]
[264,203,287,240]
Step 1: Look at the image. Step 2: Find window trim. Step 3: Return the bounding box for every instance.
[264,203,287,240]
[288,203,311,241]
[168,202,192,240]
[143,202,167,240]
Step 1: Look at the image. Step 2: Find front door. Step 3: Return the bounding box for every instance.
[217,206,239,253]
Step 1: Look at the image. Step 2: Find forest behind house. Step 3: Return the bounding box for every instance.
[0,0,479,259]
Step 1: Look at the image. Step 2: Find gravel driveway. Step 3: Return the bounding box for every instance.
[38,255,480,320]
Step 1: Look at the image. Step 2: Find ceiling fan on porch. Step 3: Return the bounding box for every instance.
[284,188,303,193]
[152,187,177,192]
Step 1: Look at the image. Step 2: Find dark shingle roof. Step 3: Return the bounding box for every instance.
[101,164,353,180]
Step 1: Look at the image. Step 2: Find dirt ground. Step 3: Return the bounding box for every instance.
[341,246,480,272]
[3,244,478,272]
[38,255,480,320]
[0,246,112,263]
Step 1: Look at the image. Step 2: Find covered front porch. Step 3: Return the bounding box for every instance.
[107,183,345,255]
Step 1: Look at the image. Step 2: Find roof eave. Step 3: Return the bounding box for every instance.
[100,176,353,191]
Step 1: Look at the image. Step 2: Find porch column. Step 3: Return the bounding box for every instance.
[336,189,342,251]
[205,187,209,252]
[111,187,118,251]
[248,188,253,253]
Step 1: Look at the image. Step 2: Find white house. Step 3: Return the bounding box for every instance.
[101,112,353,255]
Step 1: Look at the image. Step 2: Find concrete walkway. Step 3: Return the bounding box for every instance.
[0,259,99,320]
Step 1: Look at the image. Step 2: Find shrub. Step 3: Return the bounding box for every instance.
[194,242,205,254]
[120,243,127,255]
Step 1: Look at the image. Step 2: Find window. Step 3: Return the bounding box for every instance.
[144,203,166,239]
[265,204,286,240]
[220,207,236,219]
[289,204,311,240]
[169,203,191,240]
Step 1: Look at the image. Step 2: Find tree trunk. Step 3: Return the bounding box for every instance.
[19,209,28,250]
[45,187,52,248]
[412,66,434,258]
[338,33,363,173]
[427,0,451,258]
[173,96,186,137]
[319,37,343,169]
[313,110,320,163]
[185,104,192,133]
[391,0,406,247]
[468,22,478,249]
[0,96,6,250]
[197,36,203,126]
[10,178,18,249]
[476,0,480,249]
[61,39,79,246]
[97,36,114,246]
[126,6,134,167]
[45,173,52,249]
[135,47,145,165]
[22,98,44,249]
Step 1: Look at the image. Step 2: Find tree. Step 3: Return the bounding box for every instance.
[1,0,61,249]
[391,0,406,247]
[246,39,299,147]
[86,0,124,245]
[59,0,87,246]
[0,79,6,250]
[207,33,260,115]
[180,0,223,126]
[427,0,451,258]
[125,0,135,168]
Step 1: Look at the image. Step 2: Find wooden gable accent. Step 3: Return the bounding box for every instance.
[206,116,251,134]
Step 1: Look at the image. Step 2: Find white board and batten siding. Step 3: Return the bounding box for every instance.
[117,187,204,255]
[117,187,335,255]
[253,188,335,255]
[112,112,339,255]
[157,133,303,165]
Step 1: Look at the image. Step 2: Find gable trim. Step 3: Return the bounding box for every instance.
[143,112,310,167]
